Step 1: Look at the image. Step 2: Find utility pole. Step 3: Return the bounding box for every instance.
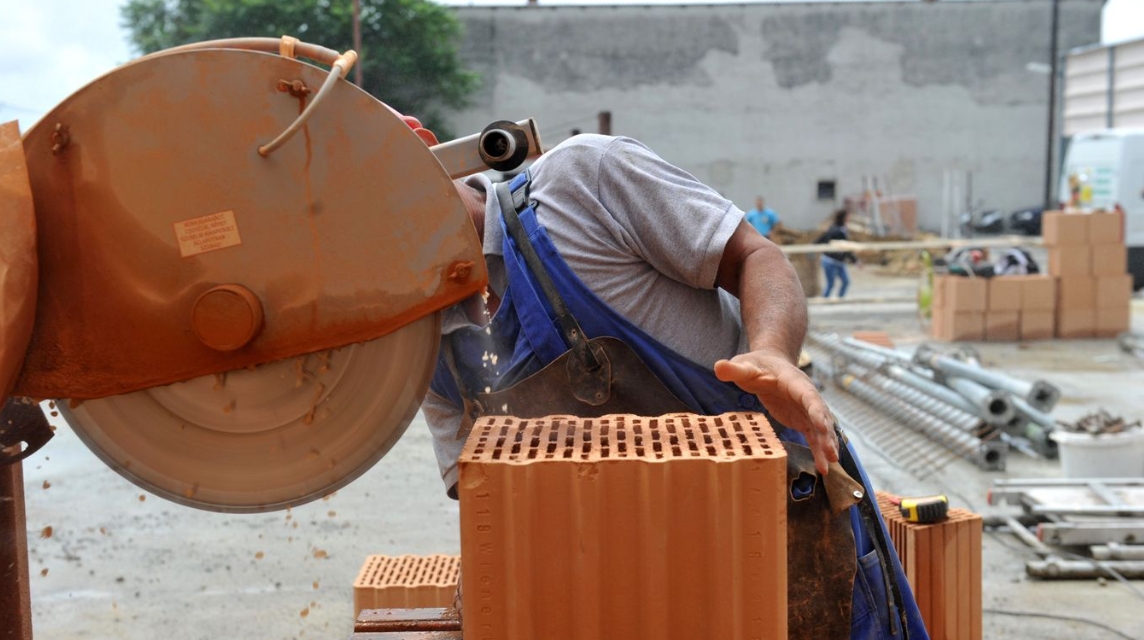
[1044,0,1060,209]
[353,0,364,87]
[598,111,612,136]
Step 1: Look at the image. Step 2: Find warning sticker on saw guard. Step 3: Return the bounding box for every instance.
[174,210,242,258]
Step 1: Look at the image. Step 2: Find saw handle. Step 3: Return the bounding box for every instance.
[147,36,346,67]
[143,36,358,157]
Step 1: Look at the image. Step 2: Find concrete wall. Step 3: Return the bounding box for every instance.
[446,0,1102,232]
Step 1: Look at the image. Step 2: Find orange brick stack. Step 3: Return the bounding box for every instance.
[353,554,461,618]
[1044,210,1132,338]
[876,492,982,640]
[458,413,788,640]
[930,209,1131,341]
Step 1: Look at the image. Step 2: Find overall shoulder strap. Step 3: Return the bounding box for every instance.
[494,174,610,405]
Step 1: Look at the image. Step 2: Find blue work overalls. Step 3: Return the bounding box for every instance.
[431,173,929,640]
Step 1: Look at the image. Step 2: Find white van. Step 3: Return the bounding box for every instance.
[1058,128,1144,289]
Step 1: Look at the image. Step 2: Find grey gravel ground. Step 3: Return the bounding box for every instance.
[19,267,1144,640]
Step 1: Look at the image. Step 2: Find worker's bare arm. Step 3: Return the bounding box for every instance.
[713,221,840,474]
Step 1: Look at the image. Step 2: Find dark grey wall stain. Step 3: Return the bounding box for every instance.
[760,2,1100,105]
[460,12,739,95]
[458,1,1102,107]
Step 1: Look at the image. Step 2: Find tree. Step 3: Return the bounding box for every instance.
[121,0,477,136]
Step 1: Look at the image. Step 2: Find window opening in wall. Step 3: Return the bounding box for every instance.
[817,180,837,201]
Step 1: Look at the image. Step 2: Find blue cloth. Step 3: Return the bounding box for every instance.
[746,206,780,237]
[822,255,851,298]
[431,174,928,640]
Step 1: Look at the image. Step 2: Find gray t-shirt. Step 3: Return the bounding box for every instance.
[423,134,748,490]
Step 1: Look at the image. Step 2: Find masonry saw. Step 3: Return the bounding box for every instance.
[0,37,541,513]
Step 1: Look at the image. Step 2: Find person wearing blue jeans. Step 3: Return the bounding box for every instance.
[816,209,858,298]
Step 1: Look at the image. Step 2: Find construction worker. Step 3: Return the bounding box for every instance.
[745,195,781,239]
[409,120,926,638]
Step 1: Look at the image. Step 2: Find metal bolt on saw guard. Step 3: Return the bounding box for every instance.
[144,36,359,157]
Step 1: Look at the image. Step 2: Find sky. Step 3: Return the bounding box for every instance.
[1,0,1143,132]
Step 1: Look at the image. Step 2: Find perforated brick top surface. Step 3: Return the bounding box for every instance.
[354,554,461,589]
[461,412,784,464]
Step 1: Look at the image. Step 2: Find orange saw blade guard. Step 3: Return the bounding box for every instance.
[13,41,487,400]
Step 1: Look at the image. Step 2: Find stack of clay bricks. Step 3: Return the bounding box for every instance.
[1043,210,1133,338]
[931,210,1132,341]
[931,273,1056,341]
[457,413,787,640]
[353,554,460,618]
[876,492,982,640]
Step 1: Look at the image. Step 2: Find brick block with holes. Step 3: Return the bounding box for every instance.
[353,554,460,618]
[458,413,787,640]
[877,492,982,640]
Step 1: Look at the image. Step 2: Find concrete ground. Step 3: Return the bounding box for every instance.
[19,267,1144,640]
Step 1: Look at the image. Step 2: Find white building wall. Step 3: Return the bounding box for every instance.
[445,0,1102,231]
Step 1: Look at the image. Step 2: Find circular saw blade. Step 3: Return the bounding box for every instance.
[59,314,440,513]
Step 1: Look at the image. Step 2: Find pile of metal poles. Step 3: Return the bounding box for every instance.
[807,332,1062,471]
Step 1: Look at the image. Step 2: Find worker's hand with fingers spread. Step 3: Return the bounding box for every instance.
[714,349,840,475]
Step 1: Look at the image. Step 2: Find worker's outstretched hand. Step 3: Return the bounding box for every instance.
[714,349,840,475]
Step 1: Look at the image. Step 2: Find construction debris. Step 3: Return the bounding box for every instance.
[1059,411,1141,436]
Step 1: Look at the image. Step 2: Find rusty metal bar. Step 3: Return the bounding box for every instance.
[355,608,462,633]
[1,458,33,640]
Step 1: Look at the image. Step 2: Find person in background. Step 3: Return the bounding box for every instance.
[815,209,859,298]
[745,195,781,239]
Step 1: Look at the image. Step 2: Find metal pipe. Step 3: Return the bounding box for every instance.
[865,373,985,435]
[1003,399,1058,458]
[884,365,985,419]
[837,371,1007,470]
[1027,559,1144,580]
[946,376,1017,424]
[914,346,1060,411]
[816,335,1018,428]
[1091,544,1144,561]
[840,337,913,364]
[1010,396,1056,430]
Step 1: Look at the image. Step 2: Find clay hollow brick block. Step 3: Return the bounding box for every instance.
[1019,311,1055,341]
[353,554,461,618]
[458,412,788,640]
[876,492,983,640]
[936,275,986,311]
[1091,245,1128,276]
[1088,210,1124,245]
[986,278,1022,313]
[1048,246,1092,278]
[1041,211,1089,246]
[1017,275,1057,312]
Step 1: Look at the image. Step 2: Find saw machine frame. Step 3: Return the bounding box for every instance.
[0,35,543,633]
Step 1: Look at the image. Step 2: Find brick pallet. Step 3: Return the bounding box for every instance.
[876,492,982,640]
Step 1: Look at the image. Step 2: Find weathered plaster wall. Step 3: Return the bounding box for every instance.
[447,0,1102,231]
